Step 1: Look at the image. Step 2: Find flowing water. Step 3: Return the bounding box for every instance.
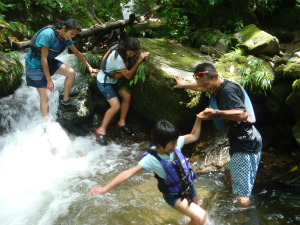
[0,52,299,225]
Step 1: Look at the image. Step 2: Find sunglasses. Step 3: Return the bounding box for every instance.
[193,71,217,80]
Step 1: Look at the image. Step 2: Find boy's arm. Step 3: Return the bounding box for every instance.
[89,164,144,197]
[174,76,202,91]
[183,117,202,145]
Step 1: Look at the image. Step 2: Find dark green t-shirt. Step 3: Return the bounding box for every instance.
[215,80,262,156]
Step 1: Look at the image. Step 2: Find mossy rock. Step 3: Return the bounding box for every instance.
[265,82,294,120]
[283,59,300,81]
[274,58,289,68]
[130,38,208,128]
[189,28,224,48]
[57,76,95,125]
[233,24,279,56]
[286,79,300,120]
[138,38,207,71]
[274,65,286,82]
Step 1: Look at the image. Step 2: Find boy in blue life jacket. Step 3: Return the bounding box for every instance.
[174,62,262,207]
[90,117,207,225]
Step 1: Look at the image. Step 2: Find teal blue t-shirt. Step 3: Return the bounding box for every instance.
[138,136,185,179]
[25,28,73,68]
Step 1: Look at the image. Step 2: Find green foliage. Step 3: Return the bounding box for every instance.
[234,57,272,95]
[75,53,101,75]
[252,0,283,15]
[0,51,23,95]
[130,62,146,86]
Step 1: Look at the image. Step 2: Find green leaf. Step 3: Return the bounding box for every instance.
[9,22,17,31]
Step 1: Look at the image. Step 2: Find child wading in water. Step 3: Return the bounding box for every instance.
[90,117,207,225]
[95,37,150,145]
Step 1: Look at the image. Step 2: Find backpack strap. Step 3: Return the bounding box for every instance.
[29,25,60,59]
[101,45,119,87]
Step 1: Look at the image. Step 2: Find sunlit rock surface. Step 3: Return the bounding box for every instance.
[130,38,213,128]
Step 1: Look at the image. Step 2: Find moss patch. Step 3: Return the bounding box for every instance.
[138,38,203,71]
[283,60,300,80]
[129,38,208,127]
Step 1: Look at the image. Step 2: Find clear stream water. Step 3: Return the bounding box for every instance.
[0,52,299,225]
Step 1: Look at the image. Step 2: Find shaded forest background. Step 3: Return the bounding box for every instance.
[1,0,300,50]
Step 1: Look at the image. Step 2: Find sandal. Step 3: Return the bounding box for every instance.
[117,121,133,135]
[96,128,108,146]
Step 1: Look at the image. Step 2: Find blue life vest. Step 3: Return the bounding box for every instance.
[141,148,196,198]
[29,26,68,60]
[209,79,256,133]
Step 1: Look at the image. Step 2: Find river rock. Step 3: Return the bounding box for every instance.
[56,76,95,125]
[189,128,230,173]
[283,59,300,80]
[234,24,280,56]
[130,38,214,128]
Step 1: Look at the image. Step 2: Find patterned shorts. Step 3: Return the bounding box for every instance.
[227,151,261,196]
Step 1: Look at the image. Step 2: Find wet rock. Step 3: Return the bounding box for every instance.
[56,76,95,125]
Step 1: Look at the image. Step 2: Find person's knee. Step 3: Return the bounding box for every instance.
[40,93,49,103]
[110,102,121,112]
[123,92,131,102]
[65,68,76,79]
[191,211,207,225]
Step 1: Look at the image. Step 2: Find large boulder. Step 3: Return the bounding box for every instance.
[234,24,280,56]
[283,59,300,81]
[130,38,213,128]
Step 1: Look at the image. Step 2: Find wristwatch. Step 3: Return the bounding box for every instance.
[214,109,220,118]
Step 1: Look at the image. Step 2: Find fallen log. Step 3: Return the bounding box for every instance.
[77,14,136,39]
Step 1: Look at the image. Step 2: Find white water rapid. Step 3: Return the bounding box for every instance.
[0,52,217,225]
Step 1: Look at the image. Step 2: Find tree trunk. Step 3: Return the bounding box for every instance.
[77,14,136,39]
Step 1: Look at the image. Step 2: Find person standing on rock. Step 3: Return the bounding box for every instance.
[95,37,149,145]
[174,62,262,207]
[25,19,99,118]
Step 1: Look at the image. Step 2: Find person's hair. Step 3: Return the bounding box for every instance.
[194,62,217,79]
[151,120,180,148]
[115,37,140,62]
[55,19,82,32]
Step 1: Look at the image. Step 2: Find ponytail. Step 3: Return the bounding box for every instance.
[54,19,82,32]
